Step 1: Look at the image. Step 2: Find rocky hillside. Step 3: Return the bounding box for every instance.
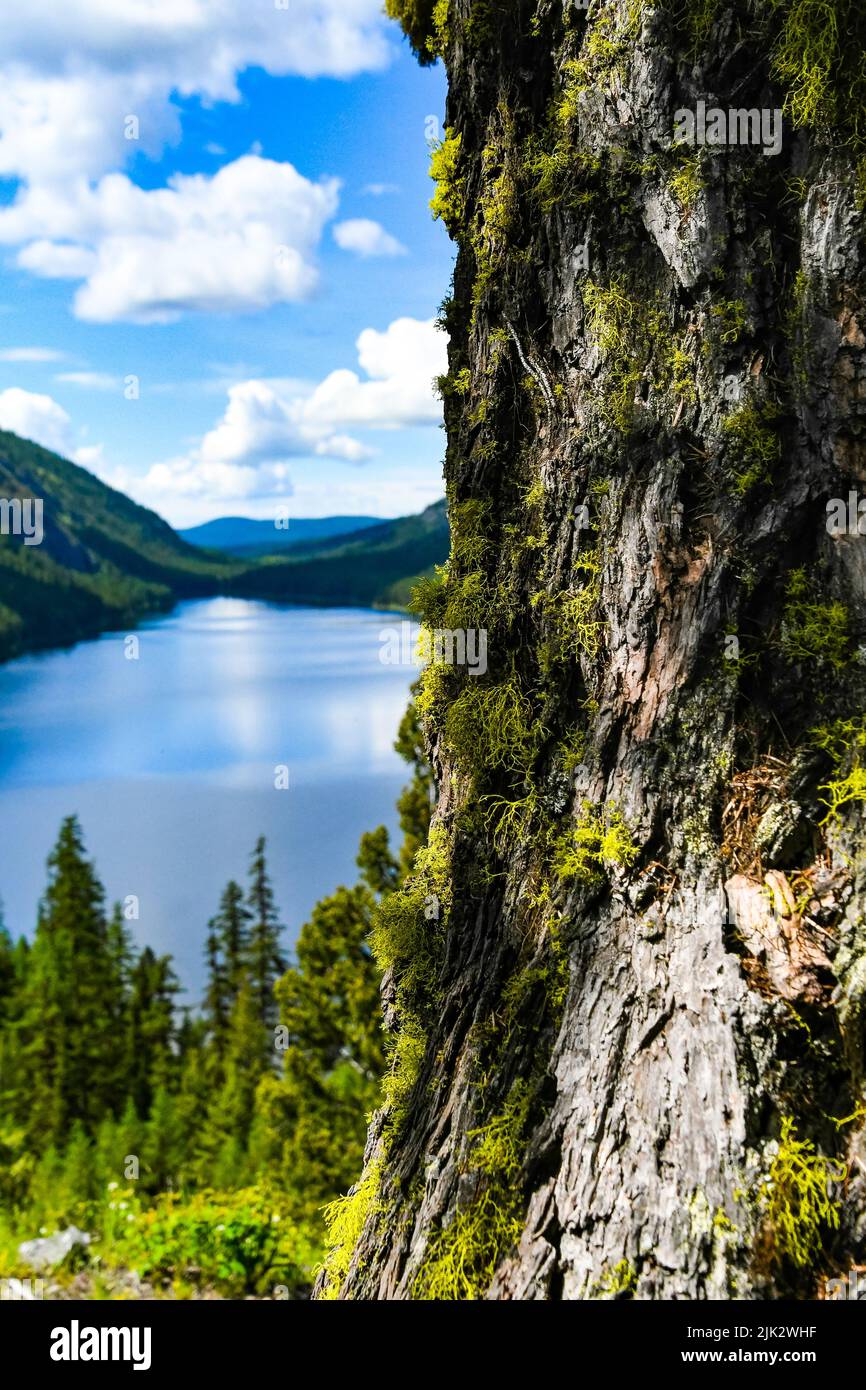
[322,0,866,1300]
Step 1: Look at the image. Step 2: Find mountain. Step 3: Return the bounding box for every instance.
[179,514,382,557]
[0,429,238,663]
[228,499,448,610]
[0,428,449,663]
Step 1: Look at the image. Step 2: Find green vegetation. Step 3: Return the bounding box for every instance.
[669,153,703,214]
[811,716,866,823]
[589,1258,638,1299]
[100,1186,317,1297]
[721,401,781,495]
[769,0,866,152]
[780,569,852,670]
[758,1117,845,1270]
[554,801,638,884]
[413,1082,530,1299]
[710,298,748,345]
[0,429,239,663]
[318,1160,382,1300]
[566,0,645,96]
[582,278,692,432]
[229,499,449,612]
[535,552,604,671]
[0,698,434,1297]
[429,129,466,235]
[444,674,538,777]
[384,0,438,64]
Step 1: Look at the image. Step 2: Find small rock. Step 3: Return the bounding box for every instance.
[18,1226,91,1272]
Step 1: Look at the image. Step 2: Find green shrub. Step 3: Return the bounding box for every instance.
[104,1186,317,1297]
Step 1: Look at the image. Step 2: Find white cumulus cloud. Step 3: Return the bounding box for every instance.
[0,386,73,454]
[0,157,340,323]
[122,317,445,511]
[0,2,393,186]
[333,218,407,258]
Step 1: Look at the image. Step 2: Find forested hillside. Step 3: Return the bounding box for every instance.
[0,430,238,662]
[316,0,866,1300]
[229,500,449,610]
[0,429,448,662]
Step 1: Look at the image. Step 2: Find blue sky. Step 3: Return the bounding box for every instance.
[0,2,452,526]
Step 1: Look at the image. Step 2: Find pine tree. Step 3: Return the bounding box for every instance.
[19,817,121,1141]
[203,921,230,1058]
[212,880,251,1000]
[246,839,285,1035]
[257,884,384,1216]
[127,947,179,1118]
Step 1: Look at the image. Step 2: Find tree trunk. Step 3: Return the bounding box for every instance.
[328,0,866,1300]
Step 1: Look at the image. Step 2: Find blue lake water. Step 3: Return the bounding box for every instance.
[0,598,415,1003]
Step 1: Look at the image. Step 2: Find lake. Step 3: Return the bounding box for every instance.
[0,598,416,1003]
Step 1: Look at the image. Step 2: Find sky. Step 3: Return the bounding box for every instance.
[0,1,452,527]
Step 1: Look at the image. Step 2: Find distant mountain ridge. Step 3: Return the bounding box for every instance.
[0,429,448,663]
[230,499,448,610]
[179,514,382,556]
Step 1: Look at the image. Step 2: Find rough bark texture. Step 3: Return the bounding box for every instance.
[329,0,866,1300]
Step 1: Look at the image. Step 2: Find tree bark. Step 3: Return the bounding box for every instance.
[331,0,866,1300]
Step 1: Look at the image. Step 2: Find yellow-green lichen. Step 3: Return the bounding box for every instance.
[553,801,638,884]
[412,1082,530,1300]
[780,569,852,671]
[758,1117,845,1271]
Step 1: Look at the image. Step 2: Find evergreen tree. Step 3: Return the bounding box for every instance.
[356,826,400,895]
[246,839,285,1035]
[0,901,16,1023]
[257,884,385,1216]
[200,981,264,1183]
[19,817,121,1141]
[203,921,230,1058]
[212,880,251,1000]
[127,947,179,1118]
